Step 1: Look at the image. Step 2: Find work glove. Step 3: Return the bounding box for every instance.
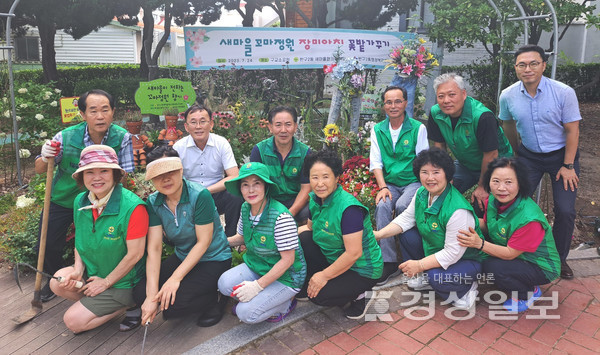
[41,140,61,162]
[232,280,264,302]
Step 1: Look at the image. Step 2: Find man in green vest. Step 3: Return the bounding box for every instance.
[370,86,429,286]
[34,89,135,302]
[250,106,311,224]
[428,73,513,212]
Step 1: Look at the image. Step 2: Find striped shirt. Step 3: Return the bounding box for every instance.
[237,212,299,251]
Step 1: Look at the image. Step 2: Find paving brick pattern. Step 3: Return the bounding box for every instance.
[233,275,600,354]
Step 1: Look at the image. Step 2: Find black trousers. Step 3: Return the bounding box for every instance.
[133,254,231,319]
[299,231,378,307]
[36,202,73,276]
[212,190,243,237]
[483,257,551,300]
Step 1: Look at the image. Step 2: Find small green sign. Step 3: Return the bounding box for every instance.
[134,78,196,115]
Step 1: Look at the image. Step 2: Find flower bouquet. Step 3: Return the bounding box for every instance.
[324,48,366,132]
[384,37,439,119]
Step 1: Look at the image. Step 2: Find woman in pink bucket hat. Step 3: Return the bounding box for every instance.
[50,145,148,333]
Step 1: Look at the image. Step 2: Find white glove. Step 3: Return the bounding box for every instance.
[233,280,264,302]
[41,140,60,162]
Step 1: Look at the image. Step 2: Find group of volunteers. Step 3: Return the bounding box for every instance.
[33,44,578,334]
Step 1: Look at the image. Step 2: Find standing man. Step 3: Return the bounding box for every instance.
[250,106,311,224]
[499,44,581,279]
[370,86,429,285]
[428,73,513,211]
[173,104,242,237]
[35,89,135,302]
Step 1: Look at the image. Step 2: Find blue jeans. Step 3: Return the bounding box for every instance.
[218,263,298,324]
[518,145,579,261]
[399,228,482,300]
[452,160,479,193]
[375,182,421,263]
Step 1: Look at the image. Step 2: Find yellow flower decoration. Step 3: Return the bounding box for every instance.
[323,123,340,138]
[426,52,434,60]
[419,38,426,44]
[432,59,439,67]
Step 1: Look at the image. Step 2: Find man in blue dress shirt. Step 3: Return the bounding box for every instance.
[499,44,581,279]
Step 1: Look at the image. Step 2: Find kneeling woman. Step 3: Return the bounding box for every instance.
[458,157,560,312]
[136,147,232,327]
[299,149,383,319]
[375,148,483,309]
[218,162,306,323]
[51,145,147,333]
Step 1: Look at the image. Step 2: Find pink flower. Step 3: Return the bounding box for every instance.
[402,64,413,75]
[191,42,201,51]
[189,56,203,67]
[419,45,426,53]
[416,54,424,62]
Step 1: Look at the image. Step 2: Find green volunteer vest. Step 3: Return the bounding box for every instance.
[74,185,146,289]
[256,137,309,201]
[414,185,484,261]
[242,198,306,288]
[486,196,560,281]
[430,96,513,171]
[51,122,127,208]
[309,185,383,279]
[374,117,421,187]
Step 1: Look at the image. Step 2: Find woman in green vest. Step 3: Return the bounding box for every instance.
[135,146,232,328]
[458,157,560,312]
[219,162,306,323]
[375,147,483,310]
[50,145,147,334]
[298,149,383,320]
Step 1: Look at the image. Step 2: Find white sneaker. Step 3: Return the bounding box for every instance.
[452,282,479,310]
[406,274,433,291]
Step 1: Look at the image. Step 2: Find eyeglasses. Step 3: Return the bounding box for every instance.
[384,99,406,106]
[186,120,211,127]
[515,61,542,70]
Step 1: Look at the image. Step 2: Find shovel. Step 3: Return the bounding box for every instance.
[13,157,54,324]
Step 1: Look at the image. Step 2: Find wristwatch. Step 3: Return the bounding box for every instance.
[562,163,574,170]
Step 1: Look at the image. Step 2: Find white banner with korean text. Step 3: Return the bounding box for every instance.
[184,27,414,70]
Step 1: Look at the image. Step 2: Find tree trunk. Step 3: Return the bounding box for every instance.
[38,21,58,83]
[140,5,153,80]
[242,1,256,27]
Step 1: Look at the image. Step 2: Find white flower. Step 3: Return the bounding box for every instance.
[18,88,28,94]
[3,110,9,118]
[0,132,6,139]
[39,131,47,138]
[45,91,52,96]
[35,113,44,120]
[43,95,50,100]
[16,195,36,208]
[50,101,57,107]
[19,149,31,159]
[55,88,62,94]
[16,115,22,121]
[20,103,28,109]
[2,97,7,103]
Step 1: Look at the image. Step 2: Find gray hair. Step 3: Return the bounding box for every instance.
[433,73,466,92]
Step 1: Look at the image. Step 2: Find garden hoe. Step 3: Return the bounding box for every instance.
[12,157,54,324]
[13,263,83,293]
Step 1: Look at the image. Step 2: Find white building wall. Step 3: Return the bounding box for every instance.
[53,25,138,64]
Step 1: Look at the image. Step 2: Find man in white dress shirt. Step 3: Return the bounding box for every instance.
[173,104,242,237]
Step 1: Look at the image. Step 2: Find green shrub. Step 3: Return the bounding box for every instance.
[73,77,140,107]
[0,205,41,265]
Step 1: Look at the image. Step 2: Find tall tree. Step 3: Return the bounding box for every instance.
[425,0,600,60]
[2,0,140,83]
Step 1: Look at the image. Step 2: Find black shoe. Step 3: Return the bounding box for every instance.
[295,289,309,302]
[376,263,401,286]
[196,296,226,327]
[40,281,56,303]
[344,293,377,320]
[561,261,574,279]
[119,315,141,332]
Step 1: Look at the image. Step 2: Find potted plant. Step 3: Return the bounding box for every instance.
[123,109,143,134]
[160,107,183,144]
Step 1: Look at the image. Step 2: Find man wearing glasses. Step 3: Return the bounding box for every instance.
[370,86,429,286]
[427,73,513,213]
[173,104,243,237]
[499,44,581,280]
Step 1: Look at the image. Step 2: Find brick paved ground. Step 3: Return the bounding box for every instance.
[232,274,600,354]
